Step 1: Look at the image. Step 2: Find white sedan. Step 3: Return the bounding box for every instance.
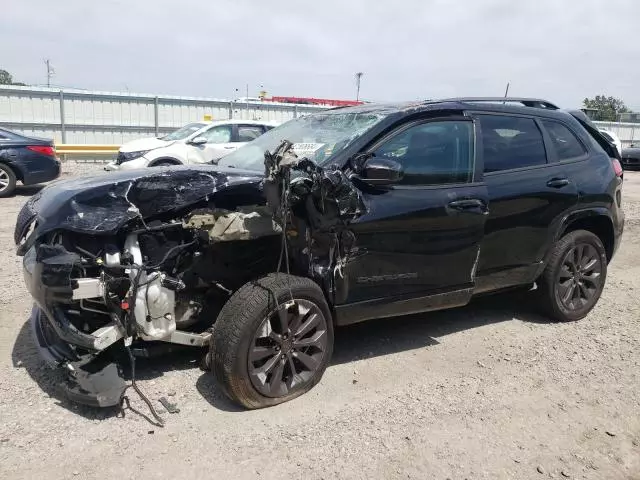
[105,119,278,171]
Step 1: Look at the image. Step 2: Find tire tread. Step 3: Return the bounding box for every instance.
[211,273,333,409]
[537,229,607,322]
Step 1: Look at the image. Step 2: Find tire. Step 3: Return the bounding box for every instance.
[0,163,17,197]
[537,229,607,322]
[211,273,334,409]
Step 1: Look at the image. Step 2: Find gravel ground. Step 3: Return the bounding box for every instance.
[0,162,638,480]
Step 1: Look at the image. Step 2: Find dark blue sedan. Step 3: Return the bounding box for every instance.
[0,127,61,197]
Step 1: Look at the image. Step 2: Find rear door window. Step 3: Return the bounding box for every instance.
[200,125,232,144]
[237,125,265,142]
[478,115,547,173]
[540,120,587,160]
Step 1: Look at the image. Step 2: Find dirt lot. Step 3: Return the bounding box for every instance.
[0,162,638,480]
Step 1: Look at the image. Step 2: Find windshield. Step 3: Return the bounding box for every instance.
[161,122,207,141]
[218,112,388,171]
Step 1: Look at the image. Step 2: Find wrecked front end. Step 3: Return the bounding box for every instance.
[16,166,278,407]
[16,147,365,409]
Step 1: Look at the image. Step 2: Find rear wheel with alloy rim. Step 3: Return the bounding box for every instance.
[0,164,17,197]
[211,273,334,409]
[538,229,607,322]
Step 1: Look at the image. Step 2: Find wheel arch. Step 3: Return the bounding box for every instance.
[558,209,615,262]
[147,157,183,167]
[0,159,23,181]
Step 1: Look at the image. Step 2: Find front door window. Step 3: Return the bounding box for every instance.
[373,120,475,185]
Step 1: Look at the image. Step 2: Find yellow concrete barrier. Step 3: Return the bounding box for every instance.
[55,144,120,155]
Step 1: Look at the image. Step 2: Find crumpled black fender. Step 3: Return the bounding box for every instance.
[15,165,264,254]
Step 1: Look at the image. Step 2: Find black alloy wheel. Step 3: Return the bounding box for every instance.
[537,229,608,322]
[556,243,603,311]
[211,273,334,409]
[248,299,329,397]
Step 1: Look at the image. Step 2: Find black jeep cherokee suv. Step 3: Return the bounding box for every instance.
[16,98,624,410]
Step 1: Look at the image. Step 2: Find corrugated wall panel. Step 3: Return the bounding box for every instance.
[594,121,639,147]
[0,85,328,144]
[0,90,60,123]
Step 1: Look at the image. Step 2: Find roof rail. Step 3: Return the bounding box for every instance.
[443,97,560,110]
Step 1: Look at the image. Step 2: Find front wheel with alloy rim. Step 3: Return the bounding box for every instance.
[537,229,608,322]
[211,273,334,409]
[0,164,17,197]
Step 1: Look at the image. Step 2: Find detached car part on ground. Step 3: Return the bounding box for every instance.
[16,98,623,411]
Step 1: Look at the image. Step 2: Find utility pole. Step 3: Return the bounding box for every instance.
[355,72,364,101]
[44,59,55,87]
[245,83,249,116]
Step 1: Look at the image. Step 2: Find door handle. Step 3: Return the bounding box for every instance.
[223,146,235,149]
[547,177,570,188]
[447,198,487,213]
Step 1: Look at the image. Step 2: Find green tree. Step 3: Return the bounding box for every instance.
[583,95,629,121]
[0,69,12,85]
[0,69,26,86]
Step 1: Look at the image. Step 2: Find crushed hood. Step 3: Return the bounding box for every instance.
[119,137,172,152]
[15,166,264,253]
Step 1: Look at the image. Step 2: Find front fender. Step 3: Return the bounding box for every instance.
[146,144,188,165]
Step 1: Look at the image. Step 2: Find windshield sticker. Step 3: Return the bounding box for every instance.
[292,143,325,157]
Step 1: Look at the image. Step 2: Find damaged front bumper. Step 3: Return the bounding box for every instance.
[24,246,127,407]
[29,305,127,407]
[22,245,123,352]
[104,157,151,172]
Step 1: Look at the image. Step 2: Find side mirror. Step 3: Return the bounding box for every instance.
[362,157,403,186]
[189,136,207,146]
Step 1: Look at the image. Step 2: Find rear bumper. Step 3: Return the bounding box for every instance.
[22,159,61,185]
[613,209,624,258]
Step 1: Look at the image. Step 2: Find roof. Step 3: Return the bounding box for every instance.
[318,97,569,119]
[199,119,281,127]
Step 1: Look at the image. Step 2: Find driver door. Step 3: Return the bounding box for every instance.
[335,117,490,325]
[187,125,234,164]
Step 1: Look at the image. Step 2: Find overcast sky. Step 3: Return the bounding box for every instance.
[2,0,638,108]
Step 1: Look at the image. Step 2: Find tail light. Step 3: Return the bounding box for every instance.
[612,158,623,178]
[26,145,56,157]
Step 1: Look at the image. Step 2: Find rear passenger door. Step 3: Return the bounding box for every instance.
[473,114,580,292]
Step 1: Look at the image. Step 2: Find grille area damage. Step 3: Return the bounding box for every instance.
[17,145,365,414]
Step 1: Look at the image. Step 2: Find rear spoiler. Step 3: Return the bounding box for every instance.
[568,110,621,160]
